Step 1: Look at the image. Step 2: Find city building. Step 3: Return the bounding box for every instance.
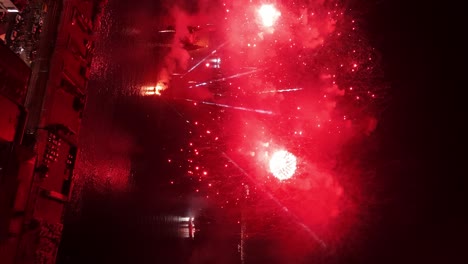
[0,0,104,263]
[0,38,33,264]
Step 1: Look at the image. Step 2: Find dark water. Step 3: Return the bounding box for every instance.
[57,1,198,263]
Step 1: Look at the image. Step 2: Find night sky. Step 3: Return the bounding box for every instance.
[57,0,463,263]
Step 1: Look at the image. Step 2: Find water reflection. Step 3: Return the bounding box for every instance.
[57,0,241,262]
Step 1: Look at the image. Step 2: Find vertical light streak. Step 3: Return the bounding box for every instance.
[221,153,327,249]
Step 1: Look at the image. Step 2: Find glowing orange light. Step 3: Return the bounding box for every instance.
[141,82,167,96]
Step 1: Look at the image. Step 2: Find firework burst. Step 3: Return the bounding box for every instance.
[157,0,387,259]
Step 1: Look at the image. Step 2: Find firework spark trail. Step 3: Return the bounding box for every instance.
[161,97,192,124]
[158,29,176,33]
[189,68,261,88]
[152,43,173,48]
[257,87,304,94]
[163,0,384,255]
[183,41,229,76]
[184,99,274,115]
[222,152,328,249]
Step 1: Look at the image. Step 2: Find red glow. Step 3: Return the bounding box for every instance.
[160,0,387,256]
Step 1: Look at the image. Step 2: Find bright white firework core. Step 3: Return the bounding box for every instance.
[269,150,297,181]
[258,4,281,27]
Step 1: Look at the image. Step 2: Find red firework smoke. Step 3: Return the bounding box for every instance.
[158,0,386,259]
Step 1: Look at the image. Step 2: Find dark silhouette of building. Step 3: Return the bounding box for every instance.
[0,0,105,263]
